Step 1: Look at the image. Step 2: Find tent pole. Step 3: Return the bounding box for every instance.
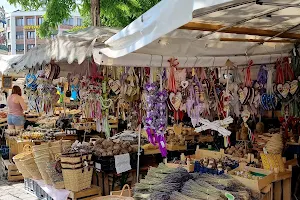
[197,6,291,39]
[136,124,141,183]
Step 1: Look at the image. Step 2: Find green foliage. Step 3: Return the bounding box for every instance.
[7,0,160,37]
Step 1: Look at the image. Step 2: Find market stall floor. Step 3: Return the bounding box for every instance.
[0,180,37,200]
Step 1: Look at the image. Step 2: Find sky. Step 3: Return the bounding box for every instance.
[1,0,21,13]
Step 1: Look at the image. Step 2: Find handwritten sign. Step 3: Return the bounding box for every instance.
[2,76,12,89]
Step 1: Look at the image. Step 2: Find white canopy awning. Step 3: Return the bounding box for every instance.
[95,0,300,67]
[6,27,118,72]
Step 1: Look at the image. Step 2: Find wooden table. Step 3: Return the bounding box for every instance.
[273,169,292,200]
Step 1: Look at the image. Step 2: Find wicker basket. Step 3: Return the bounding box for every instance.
[46,156,65,189]
[94,184,133,200]
[32,143,49,152]
[13,145,33,178]
[61,153,92,164]
[62,166,93,192]
[35,154,52,185]
[23,155,42,180]
[49,140,72,158]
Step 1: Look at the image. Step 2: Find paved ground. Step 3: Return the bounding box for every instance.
[0,180,38,200]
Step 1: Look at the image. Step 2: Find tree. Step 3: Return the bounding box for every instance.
[7,0,160,37]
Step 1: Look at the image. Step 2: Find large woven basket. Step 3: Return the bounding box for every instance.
[13,145,32,178]
[23,155,42,180]
[94,184,134,200]
[35,154,52,185]
[62,166,93,192]
[46,155,65,189]
[49,140,72,158]
[61,153,92,164]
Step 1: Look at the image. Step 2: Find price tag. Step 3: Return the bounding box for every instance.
[95,163,101,172]
[114,153,131,174]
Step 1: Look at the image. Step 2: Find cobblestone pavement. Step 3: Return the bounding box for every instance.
[0,180,38,200]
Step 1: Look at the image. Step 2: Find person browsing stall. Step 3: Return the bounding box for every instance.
[7,86,27,130]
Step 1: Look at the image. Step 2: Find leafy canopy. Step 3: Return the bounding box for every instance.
[7,0,160,37]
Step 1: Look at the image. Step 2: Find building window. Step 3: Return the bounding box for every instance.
[27,31,35,39]
[38,17,43,25]
[8,45,11,52]
[7,19,10,27]
[63,18,73,26]
[7,32,10,40]
[77,18,82,26]
[26,18,35,25]
[16,44,24,52]
[16,18,24,26]
[27,44,35,51]
[16,32,24,39]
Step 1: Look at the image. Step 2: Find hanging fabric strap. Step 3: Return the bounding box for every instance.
[283,57,294,81]
[245,60,253,87]
[276,59,284,84]
[167,57,179,93]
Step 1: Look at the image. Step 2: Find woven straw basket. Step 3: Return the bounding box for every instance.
[94,184,134,200]
[61,153,92,163]
[62,167,93,192]
[46,154,65,189]
[13,145,33,178]
[35,154,52,185]
[22,155,42,180]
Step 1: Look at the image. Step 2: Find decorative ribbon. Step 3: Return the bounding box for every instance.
[167,57,179,93]
[245,60,253,87]
[257,65,268,85]
[276,59,284,84]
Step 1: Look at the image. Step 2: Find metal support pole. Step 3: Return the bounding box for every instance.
[197,5,292,39]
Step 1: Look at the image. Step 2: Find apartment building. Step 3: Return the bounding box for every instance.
[6,10,82,55]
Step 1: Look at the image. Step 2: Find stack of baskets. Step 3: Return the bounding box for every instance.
[32,143,52,185]
[13,144,33,179]
[61,152,93,192]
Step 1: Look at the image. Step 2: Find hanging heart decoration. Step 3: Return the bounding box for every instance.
[108,79,121,94]
[282,83,290,98]
[290,80,299,95]
[169,92,182,111]
[181,81,189,89]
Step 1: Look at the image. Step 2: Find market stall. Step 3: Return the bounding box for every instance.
[1,0,300,200]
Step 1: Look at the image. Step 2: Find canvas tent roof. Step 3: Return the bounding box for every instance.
[2,27,117,72]
[94,0,300,67]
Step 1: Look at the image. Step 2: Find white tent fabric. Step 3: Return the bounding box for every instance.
[0,55,22,73]
[94,50,288,68]
[7,27,117,72]
[100,0,232,58]
[97,0,300,64]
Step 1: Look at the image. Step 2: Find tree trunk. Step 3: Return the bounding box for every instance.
[91,0,100,26]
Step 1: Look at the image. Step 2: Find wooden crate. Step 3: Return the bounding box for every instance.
[195,148,223,160]
[229,166,274,192]
[68,185,101,200]
[3,160,24,182]
[220,149,252,163]
[164,158,194,172]
[167,144,187,151]
[6,137,33,158]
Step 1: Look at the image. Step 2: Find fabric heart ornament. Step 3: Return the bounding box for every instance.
[277,84,284,97]
[281,83,290,98]
[238,87,248,104]
[169,92,182,111]
[108,79,121,94]
[290,80,298,95]
[181,81,189,89]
